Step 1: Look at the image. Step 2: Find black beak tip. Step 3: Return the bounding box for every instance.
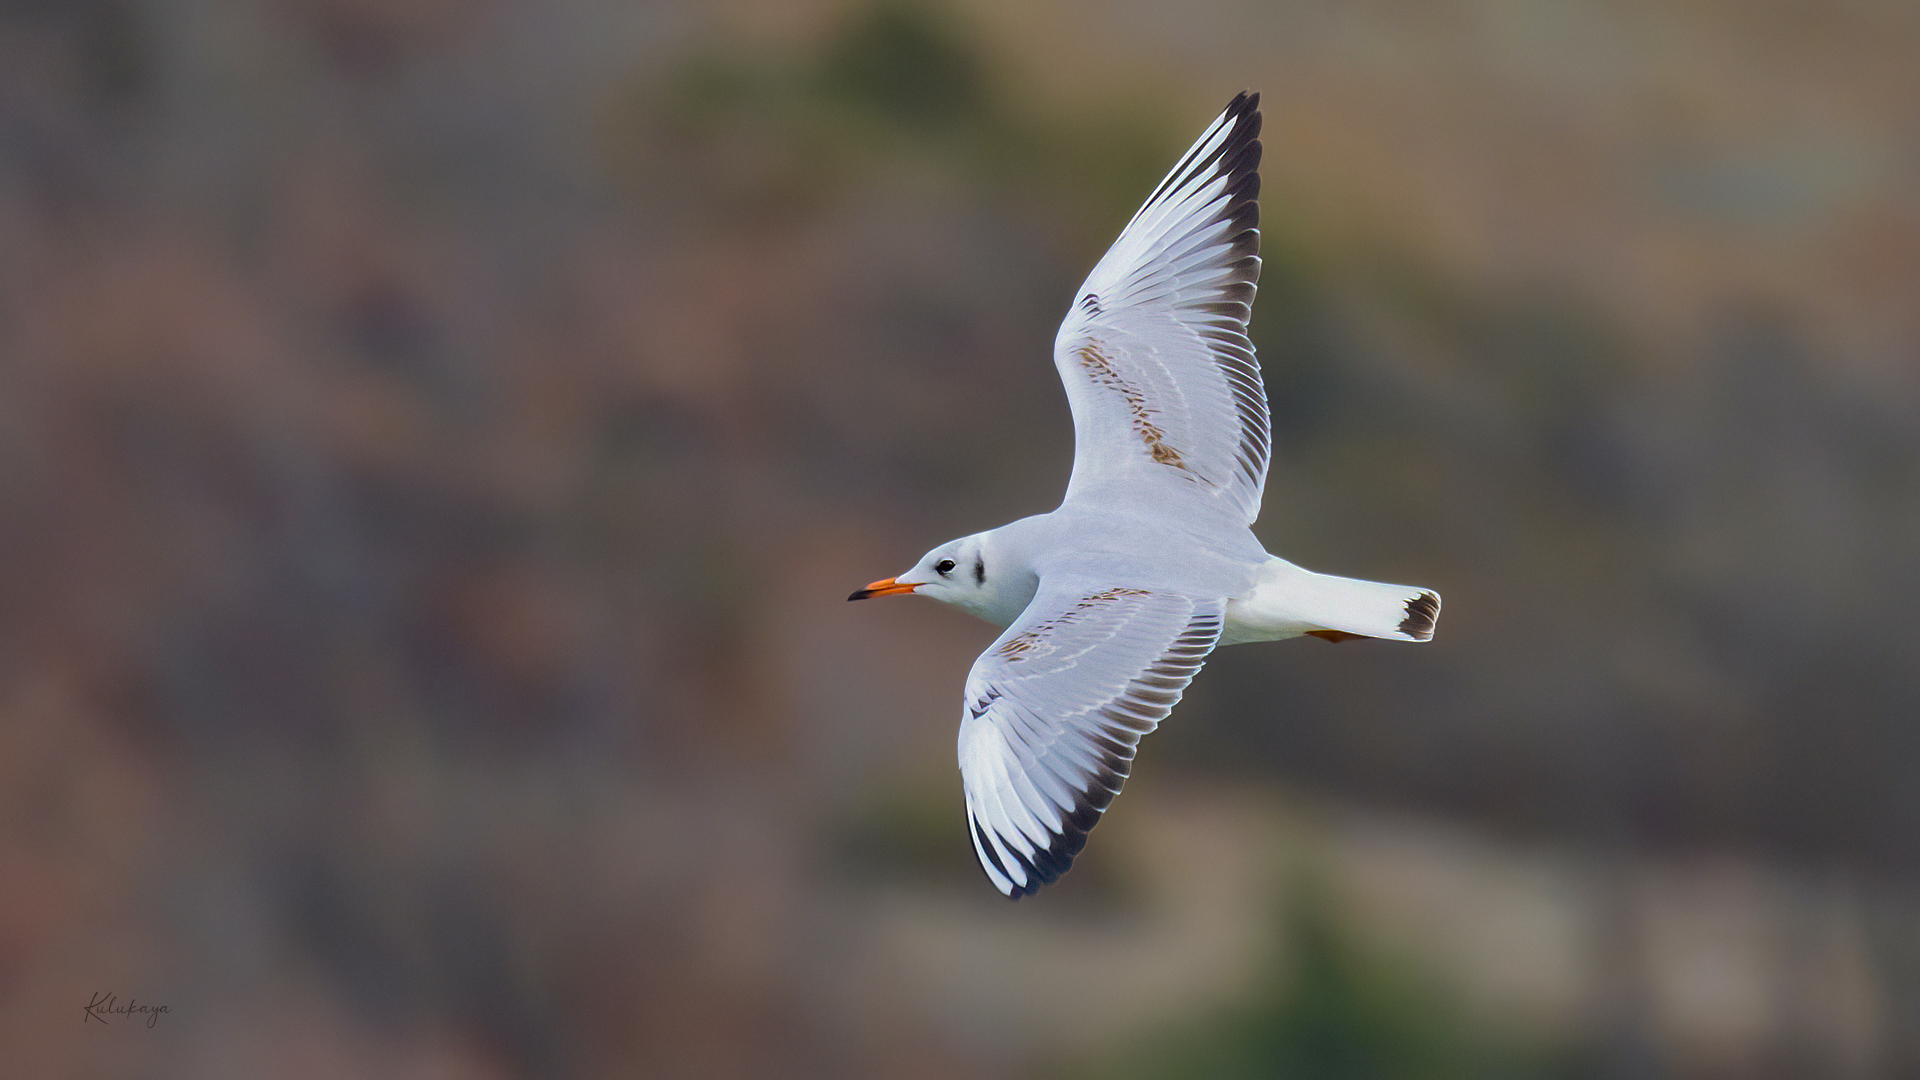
[847,588,871,602]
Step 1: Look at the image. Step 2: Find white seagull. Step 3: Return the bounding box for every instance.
[849,92,1440,897]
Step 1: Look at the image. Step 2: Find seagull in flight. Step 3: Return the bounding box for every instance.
[849,92,1440,897]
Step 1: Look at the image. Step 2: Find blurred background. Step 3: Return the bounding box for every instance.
[4,0,1919,1076]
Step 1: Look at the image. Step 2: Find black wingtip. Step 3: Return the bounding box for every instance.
[1223,91,1261,136]
[1140,91,1264,215]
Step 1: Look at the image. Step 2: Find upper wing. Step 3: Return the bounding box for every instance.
[958,578,1224,897]
[1053,92,1269,524]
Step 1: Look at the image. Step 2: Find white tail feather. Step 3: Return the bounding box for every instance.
[1221,557,1439,645]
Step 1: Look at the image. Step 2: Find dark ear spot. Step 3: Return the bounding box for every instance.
[974,557,985,585]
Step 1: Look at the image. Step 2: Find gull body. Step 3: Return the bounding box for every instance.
[850,93,1440,897]
[873,510,1434,646]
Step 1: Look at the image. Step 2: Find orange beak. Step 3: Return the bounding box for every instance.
[847,577,918,601]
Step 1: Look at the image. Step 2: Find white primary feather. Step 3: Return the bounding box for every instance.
[957,579,1222,896]
[1053,91,1268,526]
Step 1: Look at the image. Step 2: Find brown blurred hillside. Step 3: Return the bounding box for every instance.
[3,1,1919,1077]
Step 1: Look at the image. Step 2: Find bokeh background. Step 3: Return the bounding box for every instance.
[5,0,1920,1076]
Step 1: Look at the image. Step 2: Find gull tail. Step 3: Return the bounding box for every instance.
[1221,557,1440,645]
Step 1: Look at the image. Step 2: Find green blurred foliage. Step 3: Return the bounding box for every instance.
[1089,875,1591,1080]
[816,1,987,132]
[619,1,1188,248]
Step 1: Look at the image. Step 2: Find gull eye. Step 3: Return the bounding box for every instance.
[935,559,956,576]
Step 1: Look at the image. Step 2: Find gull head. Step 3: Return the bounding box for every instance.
[849,532,1031,626]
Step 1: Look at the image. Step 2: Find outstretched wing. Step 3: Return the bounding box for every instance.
[1053,92,1269,524]
[958,579,1224,897]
